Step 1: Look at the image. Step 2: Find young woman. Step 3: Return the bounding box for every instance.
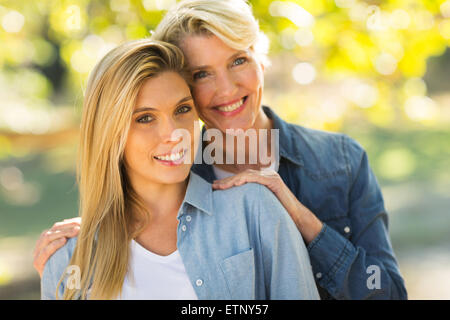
[40,39,319,300]
[36,0,407,299]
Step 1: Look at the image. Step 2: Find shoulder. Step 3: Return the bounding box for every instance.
[47,236,78,269]
[213,182,288,222]
[212,181,262,208]
[41,237,77,299]
[266,105,363,165]
[287,123,366,178]
[289,123,349,156]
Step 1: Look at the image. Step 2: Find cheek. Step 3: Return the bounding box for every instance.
[124,129,156,167]
[192,85,213,112]
[179,114,199,142]
[242,67,263,91]
[123,135,139,169]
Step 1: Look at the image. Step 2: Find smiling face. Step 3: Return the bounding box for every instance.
[123,71,199,188]
[179,35,266,132]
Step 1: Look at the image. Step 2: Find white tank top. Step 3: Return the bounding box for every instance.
[117,240,198,300]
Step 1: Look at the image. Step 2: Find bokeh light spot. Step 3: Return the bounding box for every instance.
[292,62,316,85]
[1,10,25,33]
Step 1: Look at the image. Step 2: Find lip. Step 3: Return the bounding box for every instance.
[153,148,188,167]
[213,96,248,117]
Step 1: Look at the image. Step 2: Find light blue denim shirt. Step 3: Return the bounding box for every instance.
[41,171,320,300]
[192,106,408,300]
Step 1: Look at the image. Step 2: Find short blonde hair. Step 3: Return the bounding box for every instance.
[152,0,270,66]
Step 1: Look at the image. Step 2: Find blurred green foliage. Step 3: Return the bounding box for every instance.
[0,0,449,133]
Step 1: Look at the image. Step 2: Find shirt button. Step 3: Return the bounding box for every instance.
[196,279,203,287]
[344,226,351,233]
[181,225,187,232]
[186,215,192,222]
[316,272,322,279]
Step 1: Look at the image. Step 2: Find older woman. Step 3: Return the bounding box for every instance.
[35,0,406,300]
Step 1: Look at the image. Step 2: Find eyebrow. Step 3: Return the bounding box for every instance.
[133,96,193,114]
[188,50,248,71]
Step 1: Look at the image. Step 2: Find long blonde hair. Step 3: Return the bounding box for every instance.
[59,39,186,300]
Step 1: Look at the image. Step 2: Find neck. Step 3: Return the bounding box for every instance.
[130,177,188,220]
[214,108,275,173]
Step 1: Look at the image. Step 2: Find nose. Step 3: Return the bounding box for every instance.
[159,118,183,144]
[215,70,238,98]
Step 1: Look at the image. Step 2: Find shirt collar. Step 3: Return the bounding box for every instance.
[262,106,304,167]
[180,171,213,217]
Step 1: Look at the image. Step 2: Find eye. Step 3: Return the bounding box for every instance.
[193,70,208,80]
[232,57,247,66]
[136,114,154,123]
[176,105,192,115]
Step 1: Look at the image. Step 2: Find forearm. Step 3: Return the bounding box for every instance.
[291,202,323,245]
[276,184,323,244]
[307,221,407,300]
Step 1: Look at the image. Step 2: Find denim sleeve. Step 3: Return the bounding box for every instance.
[41,254,65,299]
[306,136,407,299]
[257,185,320,300]
[40,238,76,300]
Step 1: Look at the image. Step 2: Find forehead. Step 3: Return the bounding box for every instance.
[179,35,247,67]
[135,72,190,109]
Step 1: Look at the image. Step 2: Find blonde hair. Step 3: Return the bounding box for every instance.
[59,39,186,299]
[152,0,270,66]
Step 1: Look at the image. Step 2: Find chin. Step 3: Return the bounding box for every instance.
[219,118,254,133]
[155,166,191,185]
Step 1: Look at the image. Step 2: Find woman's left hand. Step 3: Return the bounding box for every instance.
[212,169,323,243]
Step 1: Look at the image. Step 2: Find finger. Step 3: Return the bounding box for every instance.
[52,219,81,230]
[212,176,236,185]
[62,217,81,225]
[49,225,80,239]
[212,169,258,183]
[50,222,81,233]
[33,229,49,260]
[212,176,242,189]
[33,237,67,277]
[35,219,80,255]
[213,174,263,189]
[212,177,236,189]
[33,226,80,260]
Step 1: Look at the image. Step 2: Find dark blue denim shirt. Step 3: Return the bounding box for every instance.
[192,106,408,300]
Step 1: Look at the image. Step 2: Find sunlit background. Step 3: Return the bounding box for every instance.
[0,0,449,299]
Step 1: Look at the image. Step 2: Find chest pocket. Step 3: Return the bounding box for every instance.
[293,161,351,224]
[219,248,255,299]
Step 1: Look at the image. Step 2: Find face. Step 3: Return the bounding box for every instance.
[123,71,199,188]
[179,35,265,132]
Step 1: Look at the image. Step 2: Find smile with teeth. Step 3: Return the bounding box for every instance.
[216,98,245,112]
[154,149,186,162]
